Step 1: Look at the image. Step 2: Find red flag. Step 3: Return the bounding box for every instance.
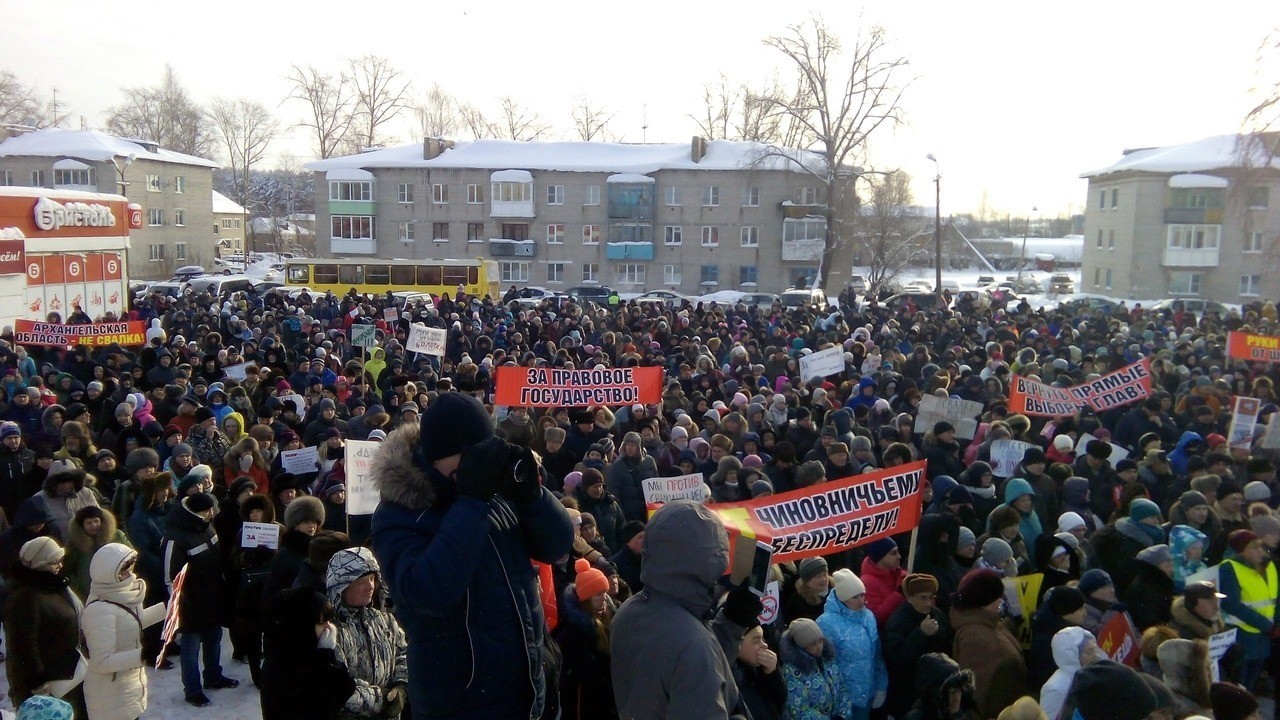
[157,565,187,669]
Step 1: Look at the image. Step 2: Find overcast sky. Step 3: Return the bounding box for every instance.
[3,1,1276,218]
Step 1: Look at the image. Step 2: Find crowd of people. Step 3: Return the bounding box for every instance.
[0,279,1276,720]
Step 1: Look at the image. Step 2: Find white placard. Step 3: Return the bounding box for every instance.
[223,362,255,381]
[350,324,378,349]
[1262,414,1280,450]
[279,393,307,414]
[990,439,1036,477]
[1228,397,1261,451]
[1208,628,1237,681]
[1073,433,1129,463]
[241,521,279,549]
[758,580,781,625]
[407,324,447,357]
[642,473,710,505]
[345,439,381,515]
[799,346,845,382]
[913,395,983,440]
[280,446,319,475]
[383,307,398,322]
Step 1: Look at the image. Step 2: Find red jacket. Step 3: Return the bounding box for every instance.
[861,555,906,627]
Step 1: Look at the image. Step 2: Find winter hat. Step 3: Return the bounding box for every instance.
[1243,480,1272,503]
[797,556,829,582]
[831,568,866,601]
[194,407,215,423]
[0,421,20,440]
[1085,440,1111,459]
[1228,529,1261,555]
[1077,569,1114,597]
[902,573,938,596]
[563,471,584,494]
[171,442,193,458]
[1218,480,1244,500]
[228,476,257,501]
[1139,674,1176,715]
[125,447,160,476]
[1210,682,1259,720]
[980,537,1014,567]
[1136,544,1171,567]
[1022,446,1047,466]
[750,479,774,498]
[580,468,604,488]
[785,617,824,648]
[1183,581,1226,605]
[1044,586,1085,616]
[957,526,977,550]
[996,697,1047,720]
[621,521,646,546]
[368,429,387,441]
[1128,498,1161,523]
[1115,459,1138,473]
[1052,435,1074,453]
[865,537,898,563]
[1179,491,1209,510]
[1068,661,1157,720]
[947,485,974,506]
[1057,511,1086,534]
[183,492,217,514]
[46,459,77,479]
[16,696,74,720]
[19,536,64,571]
[574,557,610,601]
[951,568,1006,609]
[419,393,493,462]
[283,495,326,530]
[176,472,204,497]
[932,421,955,436]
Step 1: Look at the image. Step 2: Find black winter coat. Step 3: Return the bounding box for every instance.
[2,564,83,706]
[921,438,964,481]
[733,657,786,720]
[1124,561,1176,631]
[162,503,226,630]
[264,528,311,603]
[1027,607,1071,691]
[552,585,618,720]
[883,601,952,719]
[574,487,626,554]
[260,588,356,720]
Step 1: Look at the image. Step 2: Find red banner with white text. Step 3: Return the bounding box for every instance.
[1008,357,1153,416]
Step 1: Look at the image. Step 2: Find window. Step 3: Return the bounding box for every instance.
[615,264,646,284]
[739,266,758,286]
[463,223,483,243]
[783,218,825,241]
[582,263,598,283]
[54,168,94,186]
[467,184,484,204]
[399,222,415,243]
[1093,268,1101,287]
[1169,271,1203,295]
[1096,230,1103,248]
[329,181,371,201]
[1108,230,1114,250]
[701,226,719,247]
[147,208,164,226]
[175,242,187,260]
[173,209,185,227]
[501,223,529,241]
[546,224,565,244]
[740,226,758,247]
[742,187,759,207]
[222,218,235,230]
[493,182,532,202]
[1104,269,1112,289]
[1247,231,1265,253]
[234,219,241,229]
[432,183,448,204]
[0,170,11,186]
[146,174,160,192]
[174,176,185,194]
[1167,224,1221,249]
[1110,189,1118,209]
[700,265,719,286]
[433,222,449,241]
[584,185,600,206]
[665,186,680,206]
[398,183,414,203]
[500,261,530,283]
[664,265,682,285]
[798,187,818,205]
[664,226,683,246]
[547,262,567,284]
[331,215,374,239]
[366,265,390,285]
[547,185,565,205]
[1248,187,1270,210]
[583,225,601,245]
[703,186,719,207]
[148,244,165,262]
[1242,275,1262,296]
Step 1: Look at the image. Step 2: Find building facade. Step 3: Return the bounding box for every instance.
[0,129,219,280]
[305,138,832,294]
[1081,133,1280,303]
[212,190,247,256]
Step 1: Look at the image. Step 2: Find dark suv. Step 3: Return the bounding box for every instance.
[566,285,613,305]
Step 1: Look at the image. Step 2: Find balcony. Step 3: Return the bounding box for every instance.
[490,171,535,218]
[1163,207,1225,224]
[606,242,654,261]
[780,200,824,219]
[782,238,824,262]
[1162,245,1219,267]
[489,238,536,257]
[329,238,377,254]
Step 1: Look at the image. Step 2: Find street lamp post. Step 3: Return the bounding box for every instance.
[927,154,941,295]
[1018,206,1039,284]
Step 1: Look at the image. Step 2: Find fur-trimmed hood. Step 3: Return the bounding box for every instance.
[371,423,437,511]
[1156,638,1211,708]
[1169,596,1224,640]
[67,507,118,553]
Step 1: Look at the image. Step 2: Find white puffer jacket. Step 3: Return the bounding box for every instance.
[81,543,166,720]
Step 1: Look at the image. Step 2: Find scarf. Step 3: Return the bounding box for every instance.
[89,574,147,607]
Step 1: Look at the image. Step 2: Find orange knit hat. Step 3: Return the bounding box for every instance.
[574,558,610,601]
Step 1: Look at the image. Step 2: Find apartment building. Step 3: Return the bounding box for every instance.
[305,137,832,294]
[0,128,219,280]
[1081,133,1280,302]
[212,190,247,255]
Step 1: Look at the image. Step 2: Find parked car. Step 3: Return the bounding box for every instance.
[511,286,563,308]
[186,275,257,298]
[566,285,613,305]
[779,287,829,309]
[739,292,780,306]
[883,291,946,311]
[1048,273,1075,294]
[977,275,997,286]
[635,290,696,307]
[848,274,868,294]
[1149,298,1234,317]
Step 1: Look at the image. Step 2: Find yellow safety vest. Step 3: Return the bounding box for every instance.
[1223,559,1278,634]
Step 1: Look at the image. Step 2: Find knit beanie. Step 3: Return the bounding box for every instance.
[19,536,64,571]
[125,447,160,476]
[418,393,494,463]
[1069,661,1156,720]
[952,568,1006,609]
[996,697,1047,720]
[980,537,1014,567]
[16,695,74,720]
[283,495,326,530]
[184,492,217,514]
[1045,586,1085,616]
[1136,544,1171,567]
[0,421,19,440]
[574,557,610,601]
[563,471,584,494]
[1128,498,1161,523]
[832,568,866,601]
[620,521,646,545]
[957,526,977,550]
[1178,490,1209,510]
[1057,511,1086,533]
[1210,682,1259,720]
[797,556,829,582]
[176,472,204,497]
[1077,569,1114,597]
[171,442,193,458]
[865,537,898,563]
[1243,481,1272,503]
[785,617,824,648]
[1228,529,1261,555]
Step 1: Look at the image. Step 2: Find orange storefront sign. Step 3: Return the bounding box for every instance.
[493,365,663,407]
[1227,331,1280,363]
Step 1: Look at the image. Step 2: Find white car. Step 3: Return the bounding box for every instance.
[512,286,563,308]
[635,290,697,307]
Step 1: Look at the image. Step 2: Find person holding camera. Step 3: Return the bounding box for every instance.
[370,392,574,720]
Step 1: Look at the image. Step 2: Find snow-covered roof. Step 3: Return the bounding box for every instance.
[325,168,374,181]
[1082,134,1280,178]
[0,128,218,169]
[491,169,533,183]
[0,186,126,202]
[1167,173,1229,189]
[607,173,655,183]
[52,158,90,170]
[306,138,820,175]
[211,190,246,215]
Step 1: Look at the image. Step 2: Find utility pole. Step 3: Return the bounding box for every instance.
[927,154,942,295]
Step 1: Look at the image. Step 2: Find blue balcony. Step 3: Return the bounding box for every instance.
[605,242,654,261]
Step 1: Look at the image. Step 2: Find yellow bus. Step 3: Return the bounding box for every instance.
[284,257,501,299]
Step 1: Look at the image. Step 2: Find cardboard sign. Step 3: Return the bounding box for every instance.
[990,439,1036,477]
[1228,396,1261,451]
[383,307,398,322]
[350,324,378,349]
[913,395,983,440]
[1073,433,1129,463]
[223,362,255,381]
[1013,573,1043,649]
[1008,375,1079,417]
[709,460,925,563]
[345,439,381,515]
[1097,612,1140,667]
[280,446,319,475]
[1227,331,1280,363]
[406,324,447,357]
[1208,628,1237,681]
[642,473,710,506]
[799,346,845,382]
[759,580,782,625]
[279,393,307,414]
[494,365,664,407]
[1068,357,1153,412]
[1262,414,1280,450]
[14,319,145,347]
[240,521,279,549]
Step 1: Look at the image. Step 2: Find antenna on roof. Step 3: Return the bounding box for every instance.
[641,103,648,143]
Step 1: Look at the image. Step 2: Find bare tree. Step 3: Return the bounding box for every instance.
[496,97,549,141]
[347,55,411,149]
[414,83,459,139]
[850,170,929,292]
[207,98,279,211]
[754,16,911,290]
[106,65,212,157]
[285,64,355,159]
[691,74,738,140]
[0,70,69,128]
[571,98,615,141]
[457,102,496,139]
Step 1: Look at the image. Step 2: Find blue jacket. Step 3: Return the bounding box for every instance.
[780,633,853,720]
[817,591,888,708]
[369,424,574,720]
[1169,431,1204,478]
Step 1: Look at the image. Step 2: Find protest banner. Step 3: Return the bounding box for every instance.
[14,319,145,347]
[280,446,319,475]
[279,393,307,414]
[1008,375,1080,417]
[913,395,983,440]
[1074,432,1130,463]
[494,365,663,407]
[383,307,398,322]
[222,362,255,381]
[799,346,845,382]
[350,324,378,349]
[1227,397,1261,451]
[240,521,279,549]
[1227,331,1280,363]
[406,324,447,356]
[345,439,381,515]
[708,460,925,563]
[759,580,782,625]
[1208,628,1237,681]
[1097,612,1141,667]
[990,439,1035,477]
[642,473,710,506]
[1262,414,1280,450]
[157,565,186,668]
[1013,573,1043,649]
[1068,357,1153,412]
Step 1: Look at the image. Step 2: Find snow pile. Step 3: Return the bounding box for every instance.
[490,169,534,183]
[606,173,655,183]
[1167,173,1229,189]
[1082,134,1280,178]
